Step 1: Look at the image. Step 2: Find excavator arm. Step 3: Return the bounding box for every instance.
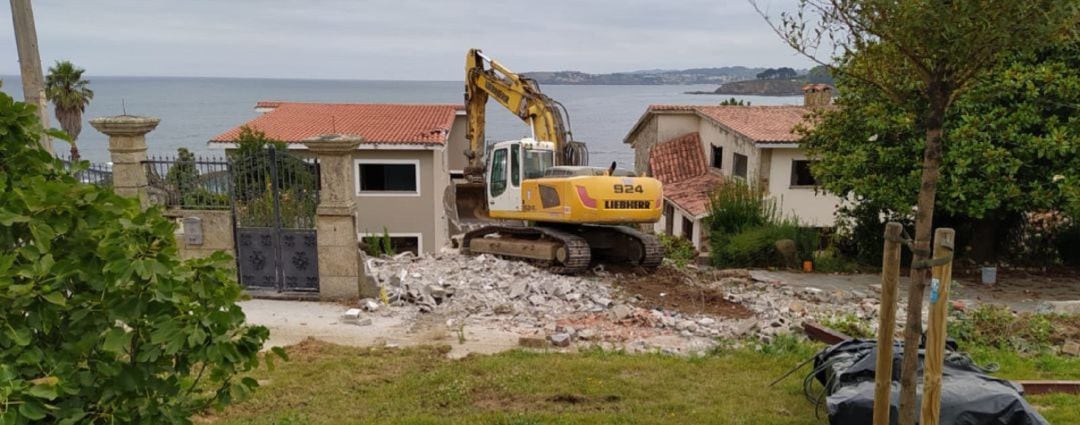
[463,49,586,180]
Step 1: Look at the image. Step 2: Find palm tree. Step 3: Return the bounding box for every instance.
[45,61,94,160]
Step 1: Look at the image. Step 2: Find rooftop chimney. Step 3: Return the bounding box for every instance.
[802,84,832,108]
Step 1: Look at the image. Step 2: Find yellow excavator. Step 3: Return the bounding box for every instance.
[445,49,665,273]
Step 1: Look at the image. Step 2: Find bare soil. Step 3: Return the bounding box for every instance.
[610,266,753,319]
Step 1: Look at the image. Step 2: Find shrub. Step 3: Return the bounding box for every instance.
[0,93,278,424]
[707,182,819,268]
[947,304,1064,353]
[1055,221,1080,267]
[658,233,696,267]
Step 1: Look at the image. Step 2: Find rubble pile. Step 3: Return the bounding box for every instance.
[365,252,894,350]
[369,253,617,321]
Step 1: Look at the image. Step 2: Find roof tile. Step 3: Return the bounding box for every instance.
[210,102,462,145]
[648,132,707,185]
[666,174,723,217]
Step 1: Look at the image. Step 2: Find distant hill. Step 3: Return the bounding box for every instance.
[523,66,770,85]
[685,65,836,96]
[687,78,808,96]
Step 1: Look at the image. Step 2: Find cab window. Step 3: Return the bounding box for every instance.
[523,148,553,179]
[490,148,508,197]
[510,144,521,187]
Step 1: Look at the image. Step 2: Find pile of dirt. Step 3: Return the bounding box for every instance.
[613,267,753,319]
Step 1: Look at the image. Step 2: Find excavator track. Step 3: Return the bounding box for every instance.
[592,225,664,271]
[462,225,592,274]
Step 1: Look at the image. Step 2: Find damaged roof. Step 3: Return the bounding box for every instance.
[648,131,722,218]
[210,102,463,146]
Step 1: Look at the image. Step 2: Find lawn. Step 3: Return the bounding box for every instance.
[203,338,1080,425]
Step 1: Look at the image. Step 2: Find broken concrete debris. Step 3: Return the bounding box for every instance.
[363,252,893,354]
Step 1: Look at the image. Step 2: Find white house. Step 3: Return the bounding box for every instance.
[623,85,842,250]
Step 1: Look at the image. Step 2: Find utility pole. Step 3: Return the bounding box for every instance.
[10,0,52,153]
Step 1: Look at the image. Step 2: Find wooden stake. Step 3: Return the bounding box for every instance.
[920,228,955,425]
[873,222,904,425]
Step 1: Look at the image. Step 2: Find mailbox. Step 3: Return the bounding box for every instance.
[182,217,203,246]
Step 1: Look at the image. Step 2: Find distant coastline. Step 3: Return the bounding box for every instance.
[523,67,772,86]
[685,78,809,97]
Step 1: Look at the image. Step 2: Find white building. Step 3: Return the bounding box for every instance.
[623,85,841,250]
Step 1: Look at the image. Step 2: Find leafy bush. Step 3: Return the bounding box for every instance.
[820,313,873,339]
[706,181,779,236]
[0,93,278,424]
[707,181,819,268]
[658,233,696,267]
[363,227,397,257]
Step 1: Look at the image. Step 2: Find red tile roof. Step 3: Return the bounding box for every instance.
[210,102,462,145]
[626,104,816,144]
[648,132,722,217]
[649,132,707,185]
[666,174,723,217]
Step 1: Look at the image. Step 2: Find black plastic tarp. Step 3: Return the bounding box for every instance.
[808,339,1047,425]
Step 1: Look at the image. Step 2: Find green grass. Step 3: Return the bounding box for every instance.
[206,337,1080,425]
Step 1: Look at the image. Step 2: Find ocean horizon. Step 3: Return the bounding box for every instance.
[0,75,802,168]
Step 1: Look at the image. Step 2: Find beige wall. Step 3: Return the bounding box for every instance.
[165,209,236,261]
[698,120,764,186]
[352,149,447,253]
[654,205,706,250]
[766,148,841,227]
[447,114,469,173]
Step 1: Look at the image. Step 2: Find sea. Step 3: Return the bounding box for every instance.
[1,76,801,168]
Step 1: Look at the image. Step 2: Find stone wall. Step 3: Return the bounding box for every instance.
[163,209,236,261]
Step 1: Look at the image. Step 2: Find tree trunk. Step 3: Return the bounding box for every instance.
[897,92,948,425]
[9,0,52,152]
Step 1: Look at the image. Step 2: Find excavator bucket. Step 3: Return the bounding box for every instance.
[444,181,493,235]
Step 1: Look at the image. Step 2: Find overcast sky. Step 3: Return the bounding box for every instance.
[0,0,811,80]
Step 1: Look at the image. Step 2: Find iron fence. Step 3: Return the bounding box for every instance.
[56,154,113,187]
[143,152,232,209]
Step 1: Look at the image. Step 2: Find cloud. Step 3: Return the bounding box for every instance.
[0,0,811,80]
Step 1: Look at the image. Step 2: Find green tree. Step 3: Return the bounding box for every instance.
[44,61,93,161]
[718,97,750,106]
[804,34,1080,261]
[0,93,280,424]
[755,0,1077,421]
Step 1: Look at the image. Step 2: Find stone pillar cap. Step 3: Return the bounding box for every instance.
[302,133,364,152]
[90,115,161,136]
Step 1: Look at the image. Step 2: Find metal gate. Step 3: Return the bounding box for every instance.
[231,145,320,292]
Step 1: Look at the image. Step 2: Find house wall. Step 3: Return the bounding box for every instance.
[352,149,446,253]
[654,203,706,250]
[629,115,659,175]
[446,114,469,173]
[698,120,765,186]
[766,148,841,227]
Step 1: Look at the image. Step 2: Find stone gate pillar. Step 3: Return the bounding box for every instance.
[303,134,375,299]
[90,115,160,207]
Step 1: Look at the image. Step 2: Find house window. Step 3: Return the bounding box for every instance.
[355,159,420,196]
[360,234,421,255]
[664,201,675,234]
[682,216,694,240]
[733,153,748,179]
[790,160,817,187]
[711,145,723,169]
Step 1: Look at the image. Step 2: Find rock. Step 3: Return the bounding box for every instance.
[519,336,548,348]
[610,304,634,320]
[353,317,373,326]
[549,333,572,347]
[494,304,514,315]
[528,294,547,306]
[951,300,968,313]
[342,308,362,323]
[1038,300,1080,314]
[774,239,798,264]
[676,320,698,333]
[788,301,806,314]
[577,328,597,340]
[510,281,528,299]
[697,317,716,326]
[1062,340,1080,357]
[591,296,613,308]
[869,284,882,294]
[732,319,758,336]
[362,299,380,312]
